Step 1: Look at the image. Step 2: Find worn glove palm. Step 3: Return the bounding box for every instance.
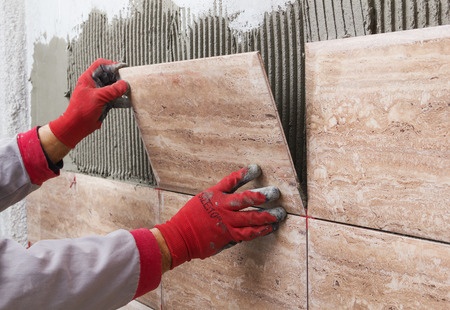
[156,164,287,269]
[49,58,129,148]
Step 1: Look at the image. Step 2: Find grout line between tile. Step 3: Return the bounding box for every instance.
[154,187,194,198]
[305,209,309,310]
[307,216,450,246]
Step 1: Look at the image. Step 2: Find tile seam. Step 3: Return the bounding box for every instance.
[308,216,450,246]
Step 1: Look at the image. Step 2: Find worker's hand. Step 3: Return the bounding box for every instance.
[155,164,287,269]
[49,58,130,148]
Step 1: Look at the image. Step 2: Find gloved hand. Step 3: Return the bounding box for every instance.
[155,164,287,269]
[49,58,130,148]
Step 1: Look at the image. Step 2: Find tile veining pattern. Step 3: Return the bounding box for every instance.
[308,220,450,309]
[160,191,307,309]
[27,171,307,309]
[119,52,305,215]
[28,35,450,310]
[27,173,162,309]
[67,0,306,188]
[306,26,450,243]
[66,0,450,198]
[306,26,450,309]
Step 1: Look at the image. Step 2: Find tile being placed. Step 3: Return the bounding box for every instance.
[159,190,307,309]
[306,26,450,242]
[26,172,161,309]
[119,52,305,215]
[308,219,450,309]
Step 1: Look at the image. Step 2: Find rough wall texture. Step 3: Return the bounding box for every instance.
[0,0,28,245]
[66,0,450,194]
[67,0,306,188]
[302,0,450,41]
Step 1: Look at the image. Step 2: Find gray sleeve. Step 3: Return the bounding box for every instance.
[0,229,140,310]
[0,136,39,211]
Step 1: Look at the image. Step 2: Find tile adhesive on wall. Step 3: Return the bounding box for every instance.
[66,0,449,192]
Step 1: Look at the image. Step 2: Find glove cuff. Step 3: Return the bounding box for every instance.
[155,220,195,269]
[49,114,98,149]
[17,127,60,185]
[130,228,162,297]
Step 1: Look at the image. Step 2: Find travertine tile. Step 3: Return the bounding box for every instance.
[159,191,307,309]
[308,219,450,309]
[26,172,161,309]
[27,172,160,240]
[119,52,305,216]
[306,26,450,242]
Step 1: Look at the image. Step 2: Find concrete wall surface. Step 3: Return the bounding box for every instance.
[0,0,28,245]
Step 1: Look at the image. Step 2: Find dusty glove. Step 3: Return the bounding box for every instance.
[49,58,130,148]
[155,164,287,269]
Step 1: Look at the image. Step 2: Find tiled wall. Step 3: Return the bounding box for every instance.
[305,26,450,309]
[27,172,308,309]
[25,1,450,308]
[27,27,450,308]
[27,173,162,309]
[64,0,450,207]
[29,50,309,309]
[308,220,450,309]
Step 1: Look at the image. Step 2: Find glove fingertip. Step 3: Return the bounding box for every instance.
[242,164,261,183]
[251,186,280,202]
[266,207,287,223]
[271,222,280,232]
[226,164,261,193]
[98,80,129,102]
[115,79,130,95]
[89,58,114,73]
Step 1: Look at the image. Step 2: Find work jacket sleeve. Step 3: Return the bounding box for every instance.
[0,127,59,211]
[0,228,162,310]
[1,128,163,308]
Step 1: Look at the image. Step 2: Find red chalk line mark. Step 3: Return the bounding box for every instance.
[69,175,77,188]
[304,209,314,230]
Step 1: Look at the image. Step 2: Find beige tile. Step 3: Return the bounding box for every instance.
[305,26,450,242]
[27,172,160,239]
[308,219,450,309]
[26,172,161,308]
[119,52,305,216]
[159,191,307,309]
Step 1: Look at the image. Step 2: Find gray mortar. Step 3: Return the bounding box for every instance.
[66,0,306,189]
[302,0,449,42]
[63,0,449,190]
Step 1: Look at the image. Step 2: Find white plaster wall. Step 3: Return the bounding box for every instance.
[0,0,28,138]
[0,0,28,245]
[25,0,132,79]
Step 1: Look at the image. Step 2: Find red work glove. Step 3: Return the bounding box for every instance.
[49,59,130,148]
[155,164,287,269]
